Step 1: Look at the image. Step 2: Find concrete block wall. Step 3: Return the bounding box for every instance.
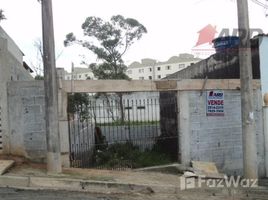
[0,29,33,155]
[179,89,265,177]
[7,81,46,162]
[3,77,266,174]
[6,79,70,166]
[0,106,2,152]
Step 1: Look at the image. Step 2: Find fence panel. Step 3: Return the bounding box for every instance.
[68,92,178,169]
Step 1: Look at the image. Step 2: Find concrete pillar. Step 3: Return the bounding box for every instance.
[177,91,191,165]
[57,68,70,167]
[42,0,62,173]
[263,93,268,177]
[237,0,258,179]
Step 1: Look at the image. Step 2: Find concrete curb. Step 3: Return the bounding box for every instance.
[2,175,268,196]
[0,175,180,194]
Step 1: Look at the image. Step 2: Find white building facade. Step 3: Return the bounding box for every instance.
[126,53,201,80]
[64,67,95,80]
[62,53,200,81]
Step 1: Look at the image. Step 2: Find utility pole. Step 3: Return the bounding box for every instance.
[237,0,258,179]
[41,0,62,173]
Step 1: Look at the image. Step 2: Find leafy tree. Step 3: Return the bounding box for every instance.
[64,15,147,123]
[64,15,147,79]
[35,75,44,80]
[0,9,6,22]
[68,93,90,121]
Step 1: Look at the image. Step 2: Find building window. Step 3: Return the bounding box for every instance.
[127,70,132,74]
[79,75,82,78]
[67,76,70,80]
[149,68,152,72]
[148,76,152,80]
[139,69,144,73]
[179,64,185,69]
[73,75,76,79]
[165,65,171,70]
[85,74,88,77]
[158,75,161,79]
[157,67,161,71]
[139,77,144,80]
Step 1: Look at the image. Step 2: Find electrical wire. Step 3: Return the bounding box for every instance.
[251,0,268,9]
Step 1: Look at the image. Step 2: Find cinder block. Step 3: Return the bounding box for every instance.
[24,123,44,132]
[25,105,42,115]
[188,90,264,175]
[34,96,45,105]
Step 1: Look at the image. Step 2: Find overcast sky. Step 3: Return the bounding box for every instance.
[1,0,268,72]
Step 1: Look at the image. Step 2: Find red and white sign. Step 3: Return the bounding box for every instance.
[206,90,224,116]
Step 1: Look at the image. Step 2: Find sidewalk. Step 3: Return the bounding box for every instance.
[0,161,181,194]
[2,159,268,199]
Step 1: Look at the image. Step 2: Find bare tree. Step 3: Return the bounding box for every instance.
[31,38,63,79]
[31,38,44,78]
[0,9,6,22]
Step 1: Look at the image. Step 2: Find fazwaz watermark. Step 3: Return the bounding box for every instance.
[180,176,258,190]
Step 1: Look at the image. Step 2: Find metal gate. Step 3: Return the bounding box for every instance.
[68,91,178,169]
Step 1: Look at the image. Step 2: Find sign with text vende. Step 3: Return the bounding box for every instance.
[206,90,224,116]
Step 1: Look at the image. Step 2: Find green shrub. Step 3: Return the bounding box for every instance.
[94,142,172,169]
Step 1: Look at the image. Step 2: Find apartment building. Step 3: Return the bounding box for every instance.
[64,67,95,80]
[126,53,201,80]
[63,54,200,81]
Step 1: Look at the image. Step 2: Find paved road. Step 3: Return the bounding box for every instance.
[0,188,162,200]
[1,187,268,200]
[0,188,123,200]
